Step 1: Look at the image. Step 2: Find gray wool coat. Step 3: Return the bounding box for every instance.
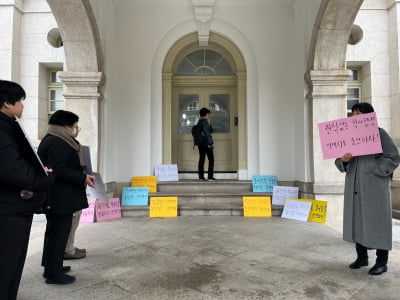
[335,128,400,250]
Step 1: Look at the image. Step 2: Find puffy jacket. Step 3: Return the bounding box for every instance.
[38,135,88,214]
[0,112,51,216]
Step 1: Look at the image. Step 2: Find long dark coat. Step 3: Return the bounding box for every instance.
[335,128,400,250]
[38,135,88,215]
[0,112,51,216]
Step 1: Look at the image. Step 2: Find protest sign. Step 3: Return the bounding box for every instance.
[281,199,312,222]
[80,200,96,223]
[243,196,272,217]
[132,176,157,193]
[121,187,148,206]
[87,172,108,201]
[252,175,277,192]
[149,197,178,218]
[318,112,382,159]
[298,198,328,223]
[272,186,299,205]
[155,164,179,182]
[95,198,122,222]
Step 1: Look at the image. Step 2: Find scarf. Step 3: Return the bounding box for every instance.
[47,125,86,167]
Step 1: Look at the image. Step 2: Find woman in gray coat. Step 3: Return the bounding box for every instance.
[335,103,400,275]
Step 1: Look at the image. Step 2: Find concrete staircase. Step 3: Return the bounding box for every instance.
[121,180,284,217]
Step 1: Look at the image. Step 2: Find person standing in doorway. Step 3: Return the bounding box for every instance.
[197,107,215,181]
[335,102,400,275]
[0,80,54,299]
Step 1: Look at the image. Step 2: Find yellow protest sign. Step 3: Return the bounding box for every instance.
[149,197,178,218]
[131,176,157,193]
[243,196,272,217]
[298,198,328,223]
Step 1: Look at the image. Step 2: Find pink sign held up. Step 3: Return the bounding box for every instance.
[318,112,383,159]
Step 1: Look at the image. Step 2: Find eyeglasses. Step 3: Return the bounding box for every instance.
[74,126,81,132]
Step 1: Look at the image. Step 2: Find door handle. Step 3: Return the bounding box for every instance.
[234,117,238,126]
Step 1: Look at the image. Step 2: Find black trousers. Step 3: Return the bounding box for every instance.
[0,215,33,300]
[198,145,214,179]
[42,214,73,277]
[356,243,389,266]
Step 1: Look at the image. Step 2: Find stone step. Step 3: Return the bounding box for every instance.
[121,204,284,217]
[156,180,254,193]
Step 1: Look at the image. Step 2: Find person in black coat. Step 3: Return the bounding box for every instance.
[0,80,53,300]
[197,108,215,181]
[38,110,95,285]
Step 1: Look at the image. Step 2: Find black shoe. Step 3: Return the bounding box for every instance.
[43,266,71,278]
[368,264,387,275]
[349,259,368,269]
[45,273,76,285]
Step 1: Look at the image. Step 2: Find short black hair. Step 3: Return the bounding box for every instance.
[0,80,26,107]
[49,110,79,126]
[351,102,374,114]
[199,107,211,117]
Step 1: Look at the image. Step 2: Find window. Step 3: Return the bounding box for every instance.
[176,49,233,76]
[347,68,362,117]
[48,71,64,114]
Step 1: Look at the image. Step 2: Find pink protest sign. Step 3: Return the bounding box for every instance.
[318,112,382,159]
[95,198,122,222]
[80,201,95,223]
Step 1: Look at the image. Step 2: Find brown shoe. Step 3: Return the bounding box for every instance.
[64,251,86,260]
[74,247,86,254]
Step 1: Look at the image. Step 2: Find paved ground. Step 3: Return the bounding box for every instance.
[17,216,400,300]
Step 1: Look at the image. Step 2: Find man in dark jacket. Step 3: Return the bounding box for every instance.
[197,107,215,181]
[0,80,53,300]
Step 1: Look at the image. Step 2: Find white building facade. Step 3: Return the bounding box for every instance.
[1,0,400,230]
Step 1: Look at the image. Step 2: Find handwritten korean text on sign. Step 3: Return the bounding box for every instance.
[149,197,178,218]
[80,200,95,223]
[243,196,272,217]
[95,198,122,222]
[132,176,157,193]
[318,112,382,159]
[155,164,179,182]
[252,175,277,192]
[121,187,148,206]
[299,198,328,223]
[272,186,299,205]
[281,199,312,222]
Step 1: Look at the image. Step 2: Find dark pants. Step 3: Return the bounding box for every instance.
[42,214,73,277]
[356,243,389,266]
[0,215,33,300]
[198,145,214,179]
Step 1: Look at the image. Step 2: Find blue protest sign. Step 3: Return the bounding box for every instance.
[252,175,278,192]
[121,187,149,206]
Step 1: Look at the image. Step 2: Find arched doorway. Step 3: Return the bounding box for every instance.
[163,32,246,176]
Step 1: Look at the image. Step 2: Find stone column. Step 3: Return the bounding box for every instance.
[162,73,173,164]
[304,69,349,231]
[0,0,22,81]
[59,71,104,171]
[388,1,400,180]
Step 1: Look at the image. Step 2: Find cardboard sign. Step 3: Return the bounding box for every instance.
[252,175,277,192]
[95,198,122,222]
[121,187,148,206]
[298,198,328,223]
[272,186,299,205]
[132,176,157,193]
[281,199,312,222]
[243,196,272,217]
[155,164,179,182]
[87,172,108,201]
[80,200,96,223]
[149,197,178,218]
[318,112,382,159]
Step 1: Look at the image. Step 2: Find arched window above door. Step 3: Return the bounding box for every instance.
[176,49,233,76]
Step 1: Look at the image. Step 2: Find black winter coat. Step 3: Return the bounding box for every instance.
[38,134,88,215]
[0,112,51,216]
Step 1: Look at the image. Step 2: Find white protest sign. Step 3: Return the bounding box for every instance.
[155,164,179,182]
[272,186,299,205]
[86,172,108,201]
[281,199,312,222]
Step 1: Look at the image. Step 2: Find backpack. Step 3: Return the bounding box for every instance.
[191,123,207,147]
